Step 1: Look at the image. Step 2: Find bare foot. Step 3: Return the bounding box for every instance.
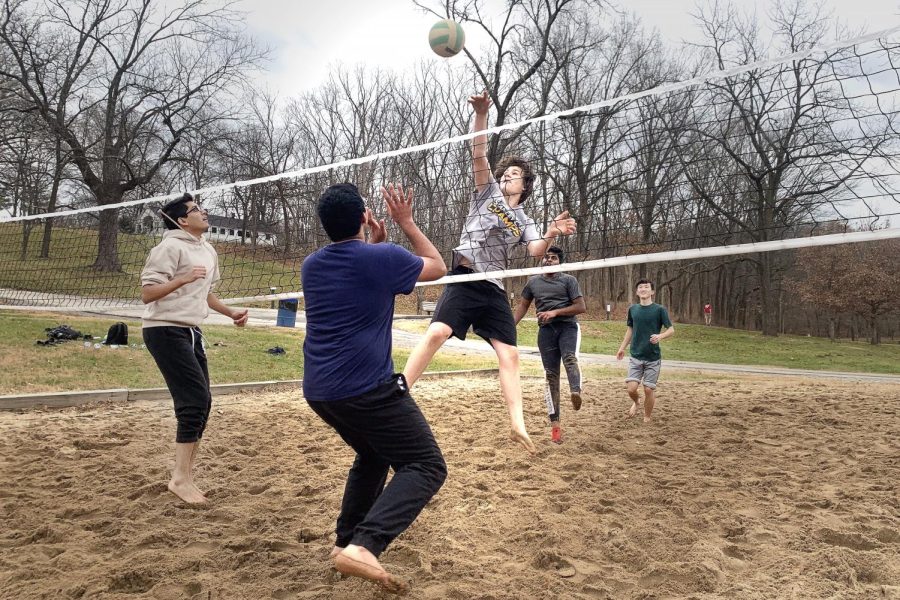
[509,428,537,454]
[333,545,409,596]
[329,546,344,559]
[570,391,582,411]
[168,479,207,504]
[626,402,640,418]
[643,416,653,423]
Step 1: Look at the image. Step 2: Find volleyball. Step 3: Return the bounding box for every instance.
[429,19,466,58]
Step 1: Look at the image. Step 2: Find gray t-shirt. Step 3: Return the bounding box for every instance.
[452,178,542,289]
[521,273,583,325]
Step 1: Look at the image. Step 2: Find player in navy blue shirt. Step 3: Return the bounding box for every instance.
[302,182,447,594]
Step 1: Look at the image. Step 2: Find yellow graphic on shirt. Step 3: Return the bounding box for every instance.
[487,200,522,238]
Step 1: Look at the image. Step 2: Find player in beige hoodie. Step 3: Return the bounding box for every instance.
[141,193,248,504]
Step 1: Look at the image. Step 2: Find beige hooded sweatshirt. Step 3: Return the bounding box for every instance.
[140,229,220,328]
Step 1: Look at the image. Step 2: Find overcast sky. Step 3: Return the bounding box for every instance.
[234,0,900,98]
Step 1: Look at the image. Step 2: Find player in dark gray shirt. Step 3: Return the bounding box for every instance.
[514,247,586,444]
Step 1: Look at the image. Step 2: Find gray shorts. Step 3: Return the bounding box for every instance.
[626,358,661,389]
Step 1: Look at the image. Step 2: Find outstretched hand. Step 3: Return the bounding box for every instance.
[551,210,577,236]
[380,183,414,227]
[365,208,387,244]
[468,90,491,115]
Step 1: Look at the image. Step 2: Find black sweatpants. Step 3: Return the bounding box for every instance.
[537,320,582,422]
[307,376,447,557]
[143,326,212,443]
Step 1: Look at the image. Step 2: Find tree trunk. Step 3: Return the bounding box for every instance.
[869,315,880,345]
[625,264,634,305]
[757,253,778,336]
[40,142,64,259]
[20,220,33,261]
[93,207,122,271]
[279,197,292,257]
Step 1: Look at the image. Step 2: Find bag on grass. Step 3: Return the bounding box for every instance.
[104,322,128,345]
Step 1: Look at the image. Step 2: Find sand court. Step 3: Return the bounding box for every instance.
[1,374,898,599]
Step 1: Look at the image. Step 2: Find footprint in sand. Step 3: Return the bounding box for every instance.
[384,544,424,568]
[107,568,157,594]
[533,550,577,578]
[183,541,218,556]
[247,483,269,495]
[817,528,879,551]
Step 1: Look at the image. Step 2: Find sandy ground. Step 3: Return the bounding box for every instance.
[1,373,898,599]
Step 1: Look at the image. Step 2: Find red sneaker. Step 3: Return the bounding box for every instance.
[551,425,562,444]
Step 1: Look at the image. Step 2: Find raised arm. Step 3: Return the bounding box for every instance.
[381,183,447,282]
[469,91,493,194]
[527,210,577,258]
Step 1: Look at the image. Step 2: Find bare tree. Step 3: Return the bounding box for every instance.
[793,237,900,344]
[416,0,609,163]
[684,0,897,335]
[0,0,265,270]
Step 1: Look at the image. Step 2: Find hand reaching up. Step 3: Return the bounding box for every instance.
[381,183,414,227]
[468,90,491,115]
[551,210,577,236]
[365,208,387,244]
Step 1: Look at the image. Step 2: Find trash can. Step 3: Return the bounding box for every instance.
[276,299,298,327]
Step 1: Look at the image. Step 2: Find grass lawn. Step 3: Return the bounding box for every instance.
[394,319,900,375]
[0,223,301,301]
[3,310,897,395]
[0,311,498,395]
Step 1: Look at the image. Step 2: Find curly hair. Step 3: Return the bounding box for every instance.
[317,183,365,242]
[493,156,535,204]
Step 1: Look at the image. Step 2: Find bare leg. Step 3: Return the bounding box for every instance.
[643,386,656,422]
[334,544,409,595]
[490,339,536,454]
[189,439,205,495]
[402,322,452,388]
[168,442,206,504]
[626,381,640,418]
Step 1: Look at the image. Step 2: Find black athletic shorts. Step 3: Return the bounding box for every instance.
[431,266,517,346]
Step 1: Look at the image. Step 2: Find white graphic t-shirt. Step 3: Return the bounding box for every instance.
[452,177,542,289]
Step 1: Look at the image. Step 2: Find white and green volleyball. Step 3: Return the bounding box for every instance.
[429,19,466,58]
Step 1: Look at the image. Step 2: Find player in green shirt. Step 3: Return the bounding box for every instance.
[616,279,675,422]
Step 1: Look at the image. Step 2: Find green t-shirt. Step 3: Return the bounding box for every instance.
[626,303,672,361]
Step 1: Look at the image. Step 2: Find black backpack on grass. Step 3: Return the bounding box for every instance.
[104,322,128,345]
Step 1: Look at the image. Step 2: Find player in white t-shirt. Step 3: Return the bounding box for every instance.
[402,91,577,454]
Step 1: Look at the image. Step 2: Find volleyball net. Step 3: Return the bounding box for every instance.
[2,28,899,311]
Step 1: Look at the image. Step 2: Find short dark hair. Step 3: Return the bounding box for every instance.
[636,278,654,291]
[160,192,194,230]
[546,245,565,262]
[494,156,535,203]
[318,183,365,242]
